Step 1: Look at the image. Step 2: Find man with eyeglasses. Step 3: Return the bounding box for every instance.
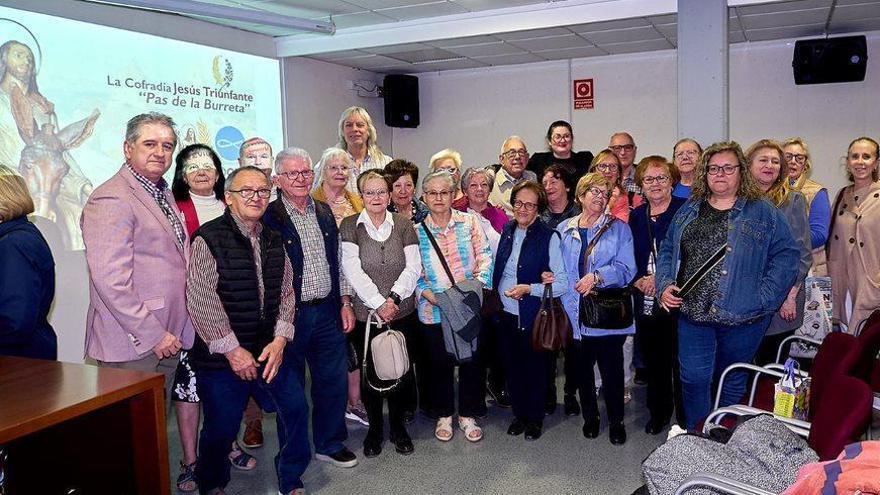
[186,165,306,495]
[262,147,360,484]
[489,135,538,218]
[609,132,641,196]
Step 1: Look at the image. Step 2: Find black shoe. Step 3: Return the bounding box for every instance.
[633,368,648,386]
[582,419,600,439]
[363,435,382,458]
[507,418,526,436]
[488,387,512,408]
[403,410,415,425]
[563,394,581,416]
[390,430,414,456]
[544,398,557,416]
[315,447,358,467]
[644,418,669,435]
[524,422,543,441]
[609,423,627,445]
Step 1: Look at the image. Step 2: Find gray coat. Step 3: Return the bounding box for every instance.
[766,192,813,336]
[433,279,483,363]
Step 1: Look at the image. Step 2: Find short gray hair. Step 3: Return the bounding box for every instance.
[274,147,312,172]
[320,147,354,170]
[225,165,270,192]
[500,135,527,154]
[460,166,496,192]
[421,170,455,193]
[125,112,177,146]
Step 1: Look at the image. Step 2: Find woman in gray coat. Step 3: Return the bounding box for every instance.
[746,139,812,364]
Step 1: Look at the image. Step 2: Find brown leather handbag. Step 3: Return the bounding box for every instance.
[531,283,571,352]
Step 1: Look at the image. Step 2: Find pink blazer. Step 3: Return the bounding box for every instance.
[81,166,194,362]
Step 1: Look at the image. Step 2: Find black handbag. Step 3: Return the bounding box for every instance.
[577,218,634,330]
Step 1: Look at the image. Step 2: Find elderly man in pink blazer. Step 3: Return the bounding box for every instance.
[81,112,194,392]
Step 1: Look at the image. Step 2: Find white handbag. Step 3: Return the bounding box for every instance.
[362,311,410,392]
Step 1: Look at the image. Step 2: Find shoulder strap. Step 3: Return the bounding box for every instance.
[581,217,616,275]
[421,222,456,284]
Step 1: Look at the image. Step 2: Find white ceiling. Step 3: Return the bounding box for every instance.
[182,0,880,73]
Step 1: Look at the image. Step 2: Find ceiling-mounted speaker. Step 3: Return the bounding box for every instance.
[383,75,419,128]
[793,35,867,85]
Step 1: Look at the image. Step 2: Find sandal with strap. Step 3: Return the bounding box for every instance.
[229,441,257,471]
[458,416,483,442]
[434,416,453,442]
[176,460,198,493]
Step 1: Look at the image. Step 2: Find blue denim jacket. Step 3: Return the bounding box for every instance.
[558,214,636,338]
[654,197,799,326]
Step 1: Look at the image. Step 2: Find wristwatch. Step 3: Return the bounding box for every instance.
[593,271,603,287]
[388,291,402,305]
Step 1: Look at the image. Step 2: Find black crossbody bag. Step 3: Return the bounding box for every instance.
[578,218,634,330]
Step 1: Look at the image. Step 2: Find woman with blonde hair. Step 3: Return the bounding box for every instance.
[745,140,811,364]
[0,164,57,360]
[783,137,831,275]
[430,148,468,210]
[589,149,643,223]
[827,137,880,334]
[315,106,392,192]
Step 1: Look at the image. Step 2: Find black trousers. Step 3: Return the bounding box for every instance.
[754,329,796,366]
[420,322,486,418]
[546,345,579,402]
[497,311,550,423]
[481,315,507,396]
[577,334,627,425]
[351,313,419,436]
[638,311,685,427]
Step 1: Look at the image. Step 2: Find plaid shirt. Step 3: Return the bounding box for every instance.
[281,195,352,301]
[127,164,186,247]
[622,166,642,196]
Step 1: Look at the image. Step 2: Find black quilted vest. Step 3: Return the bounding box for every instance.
[189,210,286,370]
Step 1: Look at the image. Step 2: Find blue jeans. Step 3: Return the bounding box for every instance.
[195,359,308,494]
[289,298,349,455]
[677,315,770,429]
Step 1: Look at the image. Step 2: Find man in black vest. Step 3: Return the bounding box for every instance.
[187,166,306,495]
[263,147,359,469]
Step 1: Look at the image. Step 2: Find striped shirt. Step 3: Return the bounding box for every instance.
[415,210,493,324]
[281,194,352,301]
[186,214,296,354]
[127,164,186,247]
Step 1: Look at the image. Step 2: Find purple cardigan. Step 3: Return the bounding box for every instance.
[454,197,508,233]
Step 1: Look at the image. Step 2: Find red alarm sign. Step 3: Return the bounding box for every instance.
[573,78,594,110]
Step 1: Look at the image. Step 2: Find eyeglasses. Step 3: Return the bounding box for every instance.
[229,188,272,199]
[674,150,699,159]
[642,175,669,185]
[586,186,610,199]
[609,144,635,153]
[183,162,216,174]
[277,170,314,180]
[502,149,528,159]
[595,163,617,172]
[551,133,572,142]
[362,189,388,198]
[784,153,807,165]
[425,190,451,200]
[706,164,740,176]
[513,200,538,211]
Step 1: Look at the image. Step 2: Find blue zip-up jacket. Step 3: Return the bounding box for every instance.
[558,214,636,338]
[654,196,799,326]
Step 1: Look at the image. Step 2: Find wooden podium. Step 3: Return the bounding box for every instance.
[0,356,170,494]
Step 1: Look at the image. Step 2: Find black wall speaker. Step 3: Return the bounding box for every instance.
[793,35,867,85]
[383,75,419,128]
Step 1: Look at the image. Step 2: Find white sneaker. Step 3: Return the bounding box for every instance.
[345,402,369,426]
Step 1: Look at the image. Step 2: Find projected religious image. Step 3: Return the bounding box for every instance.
[0,9,283,251]
[0,22,99,250]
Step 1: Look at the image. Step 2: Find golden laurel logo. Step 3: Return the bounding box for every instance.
[211,56,233,90]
